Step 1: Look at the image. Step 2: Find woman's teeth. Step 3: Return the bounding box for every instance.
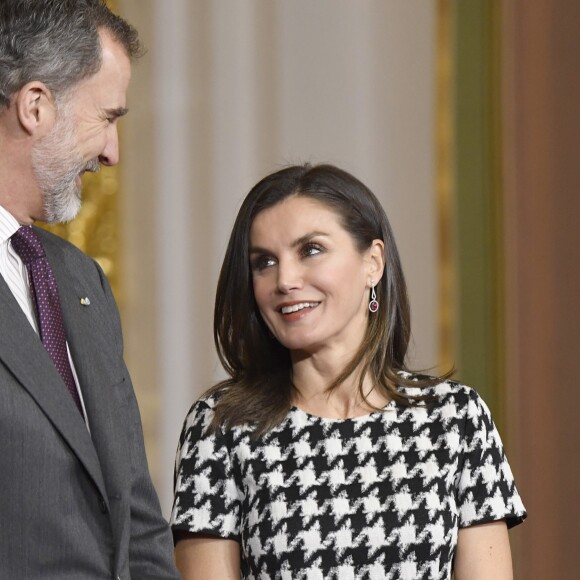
[281,302,319,314]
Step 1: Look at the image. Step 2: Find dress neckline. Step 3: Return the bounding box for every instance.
[289,400,397,423]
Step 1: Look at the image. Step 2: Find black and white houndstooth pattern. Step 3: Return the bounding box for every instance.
[171,379,526,579]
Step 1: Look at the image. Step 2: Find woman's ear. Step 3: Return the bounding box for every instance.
[367,239,385,285]
[15,81,56,137]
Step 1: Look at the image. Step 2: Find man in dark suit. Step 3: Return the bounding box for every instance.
[0,1,180,578]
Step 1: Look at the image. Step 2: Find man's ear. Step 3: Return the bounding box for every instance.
[15,81,56,137]
[367,239,385,284]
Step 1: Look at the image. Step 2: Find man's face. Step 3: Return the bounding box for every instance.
[31,100,96,223]
[32,29,131,224]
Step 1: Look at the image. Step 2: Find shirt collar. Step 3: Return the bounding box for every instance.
[0,205,24,246]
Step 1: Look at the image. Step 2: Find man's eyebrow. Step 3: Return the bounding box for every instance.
[105,107,129,119]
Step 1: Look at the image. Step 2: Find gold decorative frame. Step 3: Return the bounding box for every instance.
[42,167,121,297]
[436,0,456,374]
[435,1,507,428]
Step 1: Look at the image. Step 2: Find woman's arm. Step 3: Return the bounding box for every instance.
[454,520,513,580]
[174,532,241,580]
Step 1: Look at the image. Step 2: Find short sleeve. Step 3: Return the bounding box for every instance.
[456,389,527,529]
[170,398,242,540]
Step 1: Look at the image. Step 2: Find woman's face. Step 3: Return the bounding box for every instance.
[249,195,384,357]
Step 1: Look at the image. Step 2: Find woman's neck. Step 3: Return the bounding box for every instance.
[290,351,390,419]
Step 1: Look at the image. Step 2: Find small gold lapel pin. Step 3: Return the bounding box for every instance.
[80,297,91,306]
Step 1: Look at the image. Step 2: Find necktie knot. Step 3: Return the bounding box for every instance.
[11,226,46,264]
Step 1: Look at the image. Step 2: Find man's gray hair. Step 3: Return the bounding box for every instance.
[0,0,142,109]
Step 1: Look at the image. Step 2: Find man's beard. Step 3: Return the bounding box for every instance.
[31,104,100,224]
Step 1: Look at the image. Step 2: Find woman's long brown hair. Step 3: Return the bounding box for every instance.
[208,164,447,437]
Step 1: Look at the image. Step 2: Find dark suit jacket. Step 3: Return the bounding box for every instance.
[0,227,179,579]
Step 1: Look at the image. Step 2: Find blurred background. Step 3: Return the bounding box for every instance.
[47,1,580,577]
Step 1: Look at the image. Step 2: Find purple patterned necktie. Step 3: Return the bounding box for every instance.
[11,226,83,414]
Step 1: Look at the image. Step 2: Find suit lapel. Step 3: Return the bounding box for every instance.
[43,236,127,410]
[42,233,130,504]
[0,255,108,502]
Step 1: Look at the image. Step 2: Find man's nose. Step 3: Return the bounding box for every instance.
[98,126,120,166]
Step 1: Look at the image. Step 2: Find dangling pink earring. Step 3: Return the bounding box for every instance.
[368,280,379,313]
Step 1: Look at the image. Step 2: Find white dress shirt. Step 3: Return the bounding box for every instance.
[0,205,89,424]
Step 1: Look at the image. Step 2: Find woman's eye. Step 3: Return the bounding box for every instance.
[302,243,323,257]
[251,255,276,271]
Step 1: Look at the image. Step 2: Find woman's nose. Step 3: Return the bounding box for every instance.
[276,259,303,294]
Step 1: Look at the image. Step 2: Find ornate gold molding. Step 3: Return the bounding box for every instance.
[41,167,121,299]
[436,0,456,374]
